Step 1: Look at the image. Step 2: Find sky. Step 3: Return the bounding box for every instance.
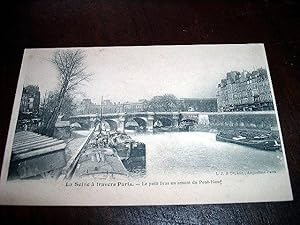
[21,44,269,104]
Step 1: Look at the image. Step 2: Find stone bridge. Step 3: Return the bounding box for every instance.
[70,111,278,133]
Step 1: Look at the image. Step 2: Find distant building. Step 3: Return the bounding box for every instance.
[78,99,93,114]
[75,99,147,115]
[121,100,147,113]
[76,97,220,115]
[102,99,118,114]
[77,98,103,114]
[217,69,274,112]
[20,85,40,114]
[179,98,218,112]
[17,85,41,131]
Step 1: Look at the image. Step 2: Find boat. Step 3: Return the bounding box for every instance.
[70,128,146,179]
[179,120,195,132]
[216,131,281,151]
[154,126,177,133]
[73,145,129,179]
[108,132,146,172]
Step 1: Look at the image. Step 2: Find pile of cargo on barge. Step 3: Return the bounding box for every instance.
[72,129,146,179]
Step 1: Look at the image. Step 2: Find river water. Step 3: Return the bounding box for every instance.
[131,132,285,178]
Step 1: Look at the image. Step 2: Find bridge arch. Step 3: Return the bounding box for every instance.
[124,118,139,130]
[103,119,118,131]
[125,117,147,130]
[133,117,147,127]
[154,117,173,127]
[75,119,91,130]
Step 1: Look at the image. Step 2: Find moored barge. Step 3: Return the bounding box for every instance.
[216,130,281,151]
[62,129,146,180]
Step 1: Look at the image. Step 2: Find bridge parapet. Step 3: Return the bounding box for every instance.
[70,111,278,132]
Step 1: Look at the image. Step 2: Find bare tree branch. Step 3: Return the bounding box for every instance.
[43,49,92,136]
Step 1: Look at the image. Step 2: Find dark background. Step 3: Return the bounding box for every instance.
[0,0,299,224]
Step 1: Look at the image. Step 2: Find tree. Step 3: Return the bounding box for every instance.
[42,49,91,136]
[257,68,268,78]
[40,91,76,126]
[146,94,179,112]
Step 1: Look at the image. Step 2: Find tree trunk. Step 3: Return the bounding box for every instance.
[43,86,67,136]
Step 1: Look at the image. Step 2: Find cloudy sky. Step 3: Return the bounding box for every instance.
[21,44,269,104]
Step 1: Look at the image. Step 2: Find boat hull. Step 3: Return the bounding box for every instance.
[216,134,280,151]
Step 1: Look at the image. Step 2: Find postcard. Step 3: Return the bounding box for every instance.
[0,44,293,205]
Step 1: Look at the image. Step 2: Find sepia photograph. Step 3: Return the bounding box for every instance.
[0,44,293,205]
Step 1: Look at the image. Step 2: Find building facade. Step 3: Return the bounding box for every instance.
[121,100,147,113]
[76,99,148,115]
[179,98,218,112]
[20,85,40,114]
[217,69,274,112]
[17,85,41,131]
[77,99,94,114]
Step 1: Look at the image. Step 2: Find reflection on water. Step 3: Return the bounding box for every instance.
[131,132,285,178]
